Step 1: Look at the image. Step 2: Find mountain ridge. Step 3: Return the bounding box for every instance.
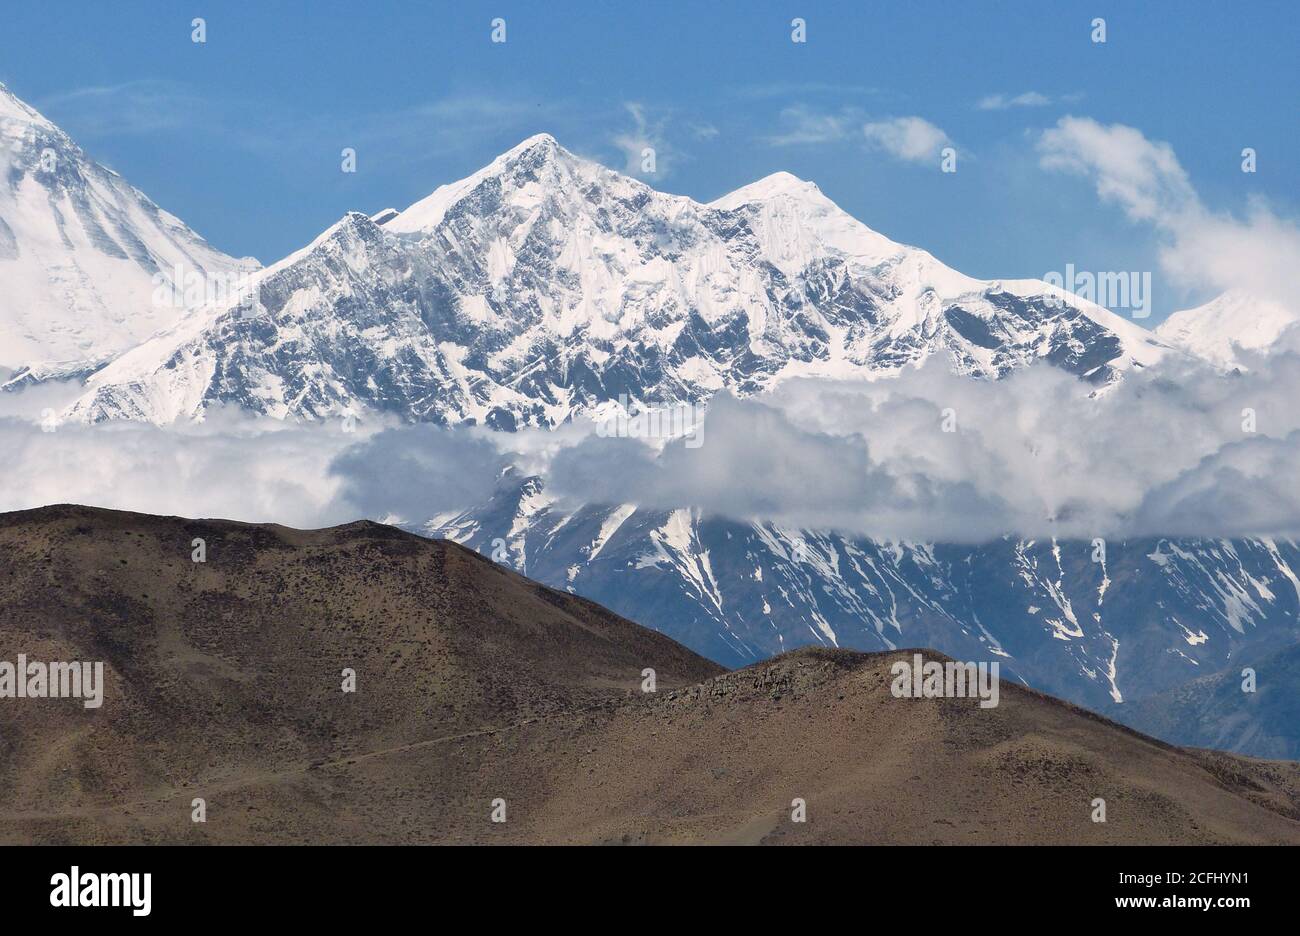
[54,131,1171,425]
[3,503,1298,845]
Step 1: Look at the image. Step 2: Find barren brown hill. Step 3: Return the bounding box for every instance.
[1,505,1298,845]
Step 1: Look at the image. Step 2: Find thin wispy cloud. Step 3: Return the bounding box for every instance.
[978,91,1084,111]
[978,91,1051,110]
[37,79,572,170]
[37,80,225,138]
[611,101,678,178]
[762,107,953,165]
[351,92,571,167]
[761,105,859,146]
[730,81,878,100]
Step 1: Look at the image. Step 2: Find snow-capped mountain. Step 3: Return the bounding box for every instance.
[62,133,1168,425]
[0,82,257,375]
[17,127,1291,756]
[1155,289,1298,369]
[428,471,1300,724]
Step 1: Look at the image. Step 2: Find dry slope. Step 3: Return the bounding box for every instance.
[1,505,1297,845]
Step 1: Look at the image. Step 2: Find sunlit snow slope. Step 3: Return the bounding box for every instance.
[0,82,257,375]
[63,133,1169,425]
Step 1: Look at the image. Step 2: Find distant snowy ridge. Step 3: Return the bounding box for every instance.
[1154,289,1299,369]
[427,470,1300,728]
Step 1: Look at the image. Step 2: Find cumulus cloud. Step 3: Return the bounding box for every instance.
[1039,117,1196,222]
[861,116,951,164]
[0,410,353,528]
[529,335,1300,541]
[329,425,507,524]
[0,377,84,420]
[10,341,1300,542]
[0,402,503,530]
[544,390,1009,540]
[1130,431,1300,537]
[1038,116,1300,310]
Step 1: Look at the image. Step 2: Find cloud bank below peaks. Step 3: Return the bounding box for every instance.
[7,344,1300,543]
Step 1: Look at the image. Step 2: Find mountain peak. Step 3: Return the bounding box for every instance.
[0,81,53,128]
[709,169,913,276]
[491,132,579,175]
[0,79,251,371]
[504,132,561,156]
[384,132,580,234]
[709,171,822,209]
[1155,289,1298,368]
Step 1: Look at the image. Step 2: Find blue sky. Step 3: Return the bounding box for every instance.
[2,0,1296,322]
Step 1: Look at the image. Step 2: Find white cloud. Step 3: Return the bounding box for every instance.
[861,116,951,165]
[977,91,1051,110]
[0,411,351,528]
[763,109,951,162]
[36,80,212,136]
[1038,116,1300,310]
[611,102,675,177]
[539,345,1300,541]
[13,339,1300,542]
[1039,116,1196,222]
[762,105,856,146]
[0,399,503,530]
